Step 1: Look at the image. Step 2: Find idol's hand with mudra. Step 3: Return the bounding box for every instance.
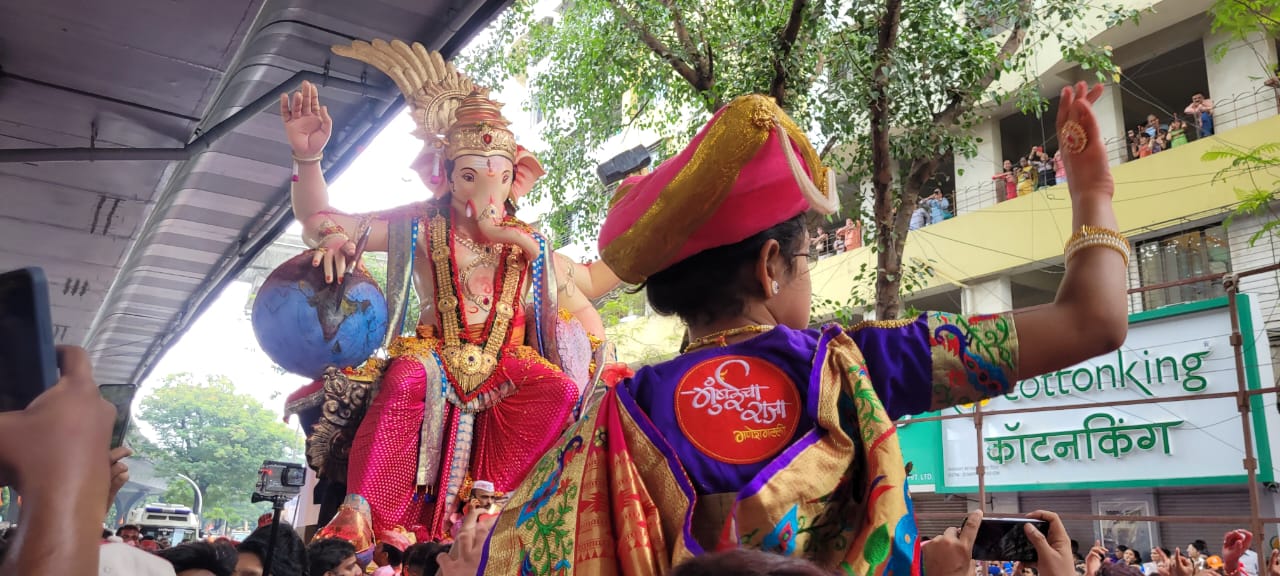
[279,80,360,284]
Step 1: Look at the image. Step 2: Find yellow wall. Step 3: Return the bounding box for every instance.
[608,115,1280,363]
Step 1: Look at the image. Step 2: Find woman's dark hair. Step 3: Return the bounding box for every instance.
[308,538,357,576]
[1191,540,1208,553]
[643,214,807,326]
[671,549,833,576]
[156,540,238,576]
[404,542,448,576]
[237,522,307,576]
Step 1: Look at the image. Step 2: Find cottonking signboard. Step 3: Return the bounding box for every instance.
[939,294,1280,492]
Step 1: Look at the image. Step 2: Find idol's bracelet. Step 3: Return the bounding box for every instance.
[293,152,323,165]
[303,218,349,249]
[1063,225,1130,268]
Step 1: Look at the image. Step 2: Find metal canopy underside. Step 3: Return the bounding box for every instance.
[0,0,510,385]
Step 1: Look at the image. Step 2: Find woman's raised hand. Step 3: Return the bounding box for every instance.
[280,80,333,158]
[1056,82,1113,203]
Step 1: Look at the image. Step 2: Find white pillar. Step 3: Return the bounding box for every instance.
[962,276,1013,316]
[1203,30,1279,131]
[955,118,1004,215]
[1091,83,1128,167]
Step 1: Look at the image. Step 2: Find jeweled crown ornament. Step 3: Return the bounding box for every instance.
[443,92,518,162]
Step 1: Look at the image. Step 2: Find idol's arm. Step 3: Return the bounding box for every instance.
[1011,82,1128,380]
[282,80,389,284]
[555,253,623,301]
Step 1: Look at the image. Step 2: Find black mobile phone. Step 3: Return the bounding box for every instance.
[0,267,58,412]
[970,518,1050,562]
[99,384,138,449]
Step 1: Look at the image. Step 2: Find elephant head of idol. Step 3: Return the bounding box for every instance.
[412,92,545,225]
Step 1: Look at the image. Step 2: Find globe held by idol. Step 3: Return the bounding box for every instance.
[251,252,388,378]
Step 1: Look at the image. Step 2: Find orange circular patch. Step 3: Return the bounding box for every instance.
[674,355,801,465]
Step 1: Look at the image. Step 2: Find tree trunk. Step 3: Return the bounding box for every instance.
[869,0,904,319]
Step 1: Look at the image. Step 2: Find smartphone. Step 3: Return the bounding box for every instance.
[99,384,138,449]
[0,267,58,412]
[970,518,1050,562]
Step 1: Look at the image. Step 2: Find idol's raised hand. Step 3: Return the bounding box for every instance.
[280,80,333,158]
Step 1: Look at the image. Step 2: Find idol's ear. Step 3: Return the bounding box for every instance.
[415,148,450,199]
[511,146,546,201]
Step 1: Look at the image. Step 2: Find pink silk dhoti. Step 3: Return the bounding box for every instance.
[346,330,579,541]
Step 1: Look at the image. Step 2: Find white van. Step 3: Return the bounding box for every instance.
[126,503,200,546]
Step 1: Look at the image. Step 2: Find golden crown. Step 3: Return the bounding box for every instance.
[442,93,518,162]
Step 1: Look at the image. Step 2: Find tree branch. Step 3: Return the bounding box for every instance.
[820,136,839,159]
[934,0,1033,125]
[770,0,812,107]
[659,0,709,79]
[606,0,714,108]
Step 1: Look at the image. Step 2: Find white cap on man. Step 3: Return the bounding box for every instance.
[472,480,495,494]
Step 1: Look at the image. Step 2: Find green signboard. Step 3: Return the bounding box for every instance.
[898,411,943,491]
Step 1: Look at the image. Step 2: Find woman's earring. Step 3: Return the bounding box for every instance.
[771,280,780,295]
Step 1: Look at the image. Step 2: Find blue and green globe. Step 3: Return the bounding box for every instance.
[251,252,389,379]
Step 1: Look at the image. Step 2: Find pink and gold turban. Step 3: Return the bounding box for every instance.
[598,94,838,284]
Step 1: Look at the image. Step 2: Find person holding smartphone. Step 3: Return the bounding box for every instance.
[0,346,119,574]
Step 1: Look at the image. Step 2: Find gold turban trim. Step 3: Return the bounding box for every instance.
[598,94,837,283]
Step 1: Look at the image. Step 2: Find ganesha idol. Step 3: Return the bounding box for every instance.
[270,39,624,541]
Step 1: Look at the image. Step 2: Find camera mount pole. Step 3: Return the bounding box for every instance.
[260,497,287,576]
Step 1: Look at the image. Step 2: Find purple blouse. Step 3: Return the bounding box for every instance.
[624,312,1019,494]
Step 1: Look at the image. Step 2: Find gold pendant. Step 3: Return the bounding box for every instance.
[442,342,497,392]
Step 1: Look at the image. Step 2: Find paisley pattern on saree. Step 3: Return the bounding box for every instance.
[926,312,1018,411]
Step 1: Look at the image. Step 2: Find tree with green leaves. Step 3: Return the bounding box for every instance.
[134,373,302,527]
[463,0,1136,318]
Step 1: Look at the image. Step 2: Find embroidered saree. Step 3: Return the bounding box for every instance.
[479,312,1019,575]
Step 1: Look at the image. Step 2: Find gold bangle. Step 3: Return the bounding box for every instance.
[319,233,350,248]
[1065,225,1126,246]
[1065,236,1131,268]
[293,152,324,165]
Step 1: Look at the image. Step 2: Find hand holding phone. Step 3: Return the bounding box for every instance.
[925,510,985,576]
[972,518,1049,562]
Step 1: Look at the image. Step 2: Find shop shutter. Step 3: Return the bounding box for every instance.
[1156,486,1252,552]
[912,492,973,539]
[1019,491,1096,547]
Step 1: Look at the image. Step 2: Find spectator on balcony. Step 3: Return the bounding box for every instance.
[1168,116,1189,148]
[809,227,830,254]
[1017,156,1036,196]
[908,199,927,231]
[1136,133,1156,159]
[1185,93,1214,137]
[1035,147,1056,187]
[1143,114,1166,139]
[925,189,952,224]
[994,159,1018,200]
[836,218,862,251]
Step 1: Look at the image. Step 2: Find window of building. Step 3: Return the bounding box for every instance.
[1136,224,1231,309]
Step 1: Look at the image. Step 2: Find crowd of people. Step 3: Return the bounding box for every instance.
[991,92,1217,204]
[810,217,865,255]
[993,147,1067,201]
[1125,92,1214,161]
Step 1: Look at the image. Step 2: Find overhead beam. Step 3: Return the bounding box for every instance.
[0,71,395,164]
